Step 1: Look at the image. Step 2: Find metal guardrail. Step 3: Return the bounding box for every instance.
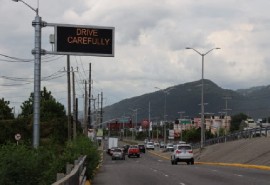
[192,126,270,149]
[52,155,87,185]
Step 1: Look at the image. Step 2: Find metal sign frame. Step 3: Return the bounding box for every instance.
[46,23,115,57]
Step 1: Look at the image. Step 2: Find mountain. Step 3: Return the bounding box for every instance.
[103,80,270,122]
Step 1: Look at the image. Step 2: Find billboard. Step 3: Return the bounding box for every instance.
[54,24,114,56]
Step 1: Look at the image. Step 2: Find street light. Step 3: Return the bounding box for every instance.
[12,0,44,148]
[186,47,220,149]
[129,108,140,140]
[155,86,174,144]
[178,111,185,141]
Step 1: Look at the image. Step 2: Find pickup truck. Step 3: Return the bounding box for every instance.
[127,145,140,158]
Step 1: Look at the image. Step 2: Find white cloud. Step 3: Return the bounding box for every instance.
[1,0,270,115]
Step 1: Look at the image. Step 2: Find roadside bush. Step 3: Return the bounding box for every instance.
[0,144,41,185]
[0,136,100,184]
[63,135,100,179]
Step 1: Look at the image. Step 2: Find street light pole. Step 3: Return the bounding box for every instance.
[178,111,185,141]
[186,47,220,149]
[12,0,44,148]
[155,87,174,144]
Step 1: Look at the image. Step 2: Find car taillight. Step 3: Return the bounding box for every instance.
[188,150,193,153]
[176,150,181,154]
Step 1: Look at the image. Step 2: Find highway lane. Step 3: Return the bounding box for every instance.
[92,149,270,185]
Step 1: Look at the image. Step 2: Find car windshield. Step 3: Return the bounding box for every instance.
[114,149,122,152]
[147,142,154,145]
[130,145,138,148]
[178,146,191,150]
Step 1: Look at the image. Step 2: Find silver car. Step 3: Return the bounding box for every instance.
[112,148,125,160]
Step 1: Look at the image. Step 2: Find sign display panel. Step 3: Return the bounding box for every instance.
[55,24,114,56]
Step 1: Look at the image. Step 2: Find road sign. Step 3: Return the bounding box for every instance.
[54,24,114,56]
[181,120,191,125]
[15,133,21,141]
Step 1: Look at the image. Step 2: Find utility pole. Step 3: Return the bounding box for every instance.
[100,91,103,126]
[223,96,232,140]
[97,93,100,128]
[148,102,151,138]
[67,55,71,140]
[88,63,92,128]
[76,98,78,130]
[84,80,88,135]
[178,111,185,141]
[72,68,76,139]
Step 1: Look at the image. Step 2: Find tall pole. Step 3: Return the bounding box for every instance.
[13,0,43,148]
[84,81,88,135]
[32,13,42,148]
[178,111,185,141]
[186,47,220,149]
[67,55,71,140]
[72,69,76,139]
[155,87,174,144]
[88,63,91,128]
[100,91,103,125]
[148,101,151,138]
[201,54,205,147]
[223,96,232,140]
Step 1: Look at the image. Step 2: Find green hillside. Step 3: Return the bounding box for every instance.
[103,80,270,122]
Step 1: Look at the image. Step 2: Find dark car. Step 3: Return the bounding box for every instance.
[123,145,130,154]
[138,144,146,153]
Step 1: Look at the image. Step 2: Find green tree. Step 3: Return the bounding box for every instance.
[19,87,68,144]
[19,87,66,120]
[0,98,14,120]
[230,113,248,132]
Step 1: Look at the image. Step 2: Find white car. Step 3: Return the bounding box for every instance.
[166,143,174,152]
[154,141,160,147]
[171,144,194,165]
[146,142,155,150]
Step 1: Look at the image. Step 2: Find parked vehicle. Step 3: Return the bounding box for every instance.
[112,148,125,160]
[128,145,140,158]
[171,144,194,165]
[138,144,146,153]
[146,142,155,150]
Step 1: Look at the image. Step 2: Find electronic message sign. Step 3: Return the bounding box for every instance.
[55,24,114,56]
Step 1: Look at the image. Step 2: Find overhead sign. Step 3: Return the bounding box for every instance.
[55,24,114,56]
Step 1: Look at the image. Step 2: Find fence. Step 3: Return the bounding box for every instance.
[193,126,270,149]
[52,155,87,185]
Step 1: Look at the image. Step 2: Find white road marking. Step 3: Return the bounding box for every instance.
[234,174,243,177]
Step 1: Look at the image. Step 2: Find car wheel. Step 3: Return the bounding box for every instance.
[191,159,194,165]
[128,155,130,158]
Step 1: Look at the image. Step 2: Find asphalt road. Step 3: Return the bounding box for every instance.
[91,148,270,185]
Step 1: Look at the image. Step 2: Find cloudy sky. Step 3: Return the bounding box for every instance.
[1,0,270,115]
